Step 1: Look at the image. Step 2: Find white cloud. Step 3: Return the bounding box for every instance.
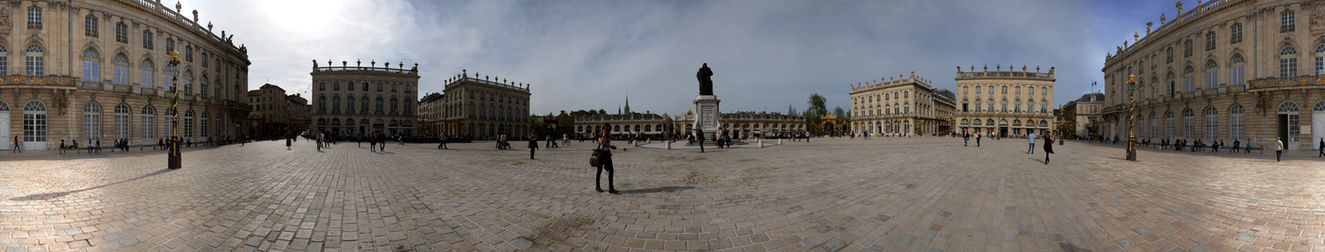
[193,0,1102,115]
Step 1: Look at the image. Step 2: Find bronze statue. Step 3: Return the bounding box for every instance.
[697,63,714,95]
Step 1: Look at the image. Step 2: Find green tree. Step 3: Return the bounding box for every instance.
[807,93,828,117]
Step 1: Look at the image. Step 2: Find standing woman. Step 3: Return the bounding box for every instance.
[1043,131,1055,164]
[596,123,619,194]
[528,131,539,160]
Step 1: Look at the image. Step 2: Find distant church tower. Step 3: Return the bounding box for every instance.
[623,96,631,114]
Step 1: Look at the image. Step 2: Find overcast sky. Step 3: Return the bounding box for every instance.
[190,0,1177,115]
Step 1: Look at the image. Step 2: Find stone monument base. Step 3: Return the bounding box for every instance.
[693,95,721,140]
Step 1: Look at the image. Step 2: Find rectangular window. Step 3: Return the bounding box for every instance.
[115,23,127,43]
[1281,58,1298,77]
[1205,32,1215,51]
[1206,70,1217,89]
[143,30,153,49]
[26,7,40,30]
[1183,40,1192,57]
[26,55,43,76]
[1166,48,1173,63]
[1282,11,1296,33]
[1231,24,1242,44]
[82,61,100,82]
[1231,66,1244,85]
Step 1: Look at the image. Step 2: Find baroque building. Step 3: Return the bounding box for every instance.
[310,59,419,136]
[0,0,250,150]
[436,70,531,140]
[573,98,806,139]
[1060,93,1104,138]
[849,72,956,136]
[1101,0,1325,150]
[954,65,1056,137]
[417,92,444,137]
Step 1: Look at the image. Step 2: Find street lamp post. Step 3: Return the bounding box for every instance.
[1126,74,1137,161]
[167,50,182,169]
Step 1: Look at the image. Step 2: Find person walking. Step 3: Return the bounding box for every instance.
[528,131,539,160]
[286,136,292,150]
[370,134,377,152]
[1043,132,1055,164]
[696,128,705,153]
[438,134,449,150]
[379,133,386,152]
[595,123,619,194]
[962,131,969,147]
[11,135,19,153]
[1319,138,1324,158]
[975,132,982,147]
[1027,132,1037,154]
[1276,137,1285,162]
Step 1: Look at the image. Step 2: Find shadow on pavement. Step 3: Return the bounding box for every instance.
[620,186,695,194]
[9,169,176,201]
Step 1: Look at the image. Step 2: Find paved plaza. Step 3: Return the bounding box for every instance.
[2,137,1325,251]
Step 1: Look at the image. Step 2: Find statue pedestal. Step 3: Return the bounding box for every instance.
[693,95,721,140]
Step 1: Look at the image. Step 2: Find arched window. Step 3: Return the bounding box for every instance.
[360,97,369,112]
[1230,54,1245,85]
[1166,111,1176,138]
[182,71,193,95]
[1183,66,1195,93]
[184,46,192,61]
[390,98,399,113]
[362,82,368,91]
[1315,44,1325,76]
[346,96,355,113]
[22,100,46,142]
[1040,100,1047,113]
[1014,99,1022,113]
[1149,113,1158,139]
[1182,109,1194,140]
[974,86,981,94]
[199,74,208,97]
[1281,46,1298,78]
[1229,104,1244,141]
[1183,40,1192,57]
[332,96,341,113]
[986,99,994,112]
[1166,47,1174,62]
[376,97,384,113]
[333,81,340,91]
[114,104,130,139]
[81,48,100,82]
[974,99,982,112]
[1000,99,1008,112]
[1150,76,1159,97]
[183,110,194,138]
[83,102,101,141]
[141,105,155,139]
[26,7,41,29]
[140,59,154,88]
[24,44,43,76]
[1204,106,1217,141]
[1204,60,1218,89]
[113,54,129,85]
[84,15,97,37]
[1026,99,1034,113]
[165,38,174,53]
[200,112,208,138]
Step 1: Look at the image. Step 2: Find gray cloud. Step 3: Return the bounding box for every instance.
[193,0,1101,115]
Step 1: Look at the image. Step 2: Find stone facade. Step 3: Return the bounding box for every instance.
[0,0,251,150]
[954,65,1056,137]
[849,72,956,136]
[1100,0,1325,150]
[437,70,531,140]
[310,60,419,137]
[417,92,443,136]
[246,83,308,138]
[1060,93,1104,138]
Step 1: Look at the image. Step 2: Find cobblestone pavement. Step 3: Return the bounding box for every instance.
[3,137,1325,251]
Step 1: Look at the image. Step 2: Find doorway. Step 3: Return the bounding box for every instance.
[0,100,9,150]
[1313,101,1325,150]
[1278,101,1301,150]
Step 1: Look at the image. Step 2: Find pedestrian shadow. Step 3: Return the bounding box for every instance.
[620,186,695,194]
[10,169,176,201]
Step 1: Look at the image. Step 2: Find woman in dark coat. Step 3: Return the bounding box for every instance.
[1043,131,1055,164]
[596,123,618,194]
[528,131,539,160]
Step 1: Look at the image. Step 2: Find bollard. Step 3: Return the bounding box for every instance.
[778,138,782,145]
[666,141,671,150]
[758,139,764,148]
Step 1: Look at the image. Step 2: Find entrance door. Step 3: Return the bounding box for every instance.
[1313,112,1325,150]
[0,101,9,150]
[22,101,46,150]
[1279,114,1288,150]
